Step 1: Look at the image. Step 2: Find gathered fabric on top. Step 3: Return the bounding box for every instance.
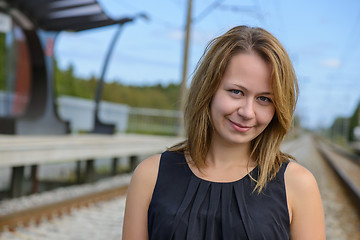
[148,151,290,240]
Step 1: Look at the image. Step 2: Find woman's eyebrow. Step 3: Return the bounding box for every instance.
[232,84,247,91]
[232,83,273,95]
[259,92,274,95]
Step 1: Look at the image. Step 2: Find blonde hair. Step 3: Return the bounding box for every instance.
[170,25,298,193]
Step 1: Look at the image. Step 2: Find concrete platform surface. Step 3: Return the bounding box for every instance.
[0,134,183,168]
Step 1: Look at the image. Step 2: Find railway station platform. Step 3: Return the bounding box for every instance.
[0,133,182,198]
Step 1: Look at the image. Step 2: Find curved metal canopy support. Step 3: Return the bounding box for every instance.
[91,14,148,134]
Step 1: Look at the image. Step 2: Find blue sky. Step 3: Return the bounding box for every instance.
[54,0,360,130]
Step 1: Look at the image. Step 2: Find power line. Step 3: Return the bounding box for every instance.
[110,0,182,30]
[339,10,360,69]
[192,0,225,24]
[218,4,264,21]
[192,0,265,24]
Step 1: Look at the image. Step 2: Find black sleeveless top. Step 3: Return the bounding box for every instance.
[148,151,290,240]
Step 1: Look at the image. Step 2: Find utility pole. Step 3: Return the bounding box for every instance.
[178,0,193,136]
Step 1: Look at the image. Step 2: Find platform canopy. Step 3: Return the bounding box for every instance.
[1,0,132,31]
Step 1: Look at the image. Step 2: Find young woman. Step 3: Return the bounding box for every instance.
[123,25,325,240]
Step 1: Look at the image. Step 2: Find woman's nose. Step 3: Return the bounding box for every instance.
[237,98,255,120]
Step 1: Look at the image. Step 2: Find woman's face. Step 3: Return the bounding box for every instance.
[210,52,275,146]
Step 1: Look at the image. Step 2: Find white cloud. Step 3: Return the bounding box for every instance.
[168,29,183,40]
[320,58,341,68]
[167,29,213,44]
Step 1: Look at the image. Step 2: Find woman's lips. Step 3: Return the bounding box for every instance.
[228,120,252,132]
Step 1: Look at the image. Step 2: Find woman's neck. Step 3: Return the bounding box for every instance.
[206,137,255,169]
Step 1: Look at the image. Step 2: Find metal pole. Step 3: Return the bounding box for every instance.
[178,0,193,136]
[91,15,148,134]
[93,24,124,123]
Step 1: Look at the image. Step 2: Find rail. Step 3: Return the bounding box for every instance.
[0,176,129,232]
[314,136,360,208]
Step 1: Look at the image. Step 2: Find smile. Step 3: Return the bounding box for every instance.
[228,120,252,133]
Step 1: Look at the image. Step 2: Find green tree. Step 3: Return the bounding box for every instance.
[348,101,360,142]
[54,61,181,110]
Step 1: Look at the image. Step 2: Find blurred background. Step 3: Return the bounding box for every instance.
[0,0,359,239]
[55,0,360,134]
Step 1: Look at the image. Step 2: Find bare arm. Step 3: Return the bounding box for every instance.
[285,162,326,240]
[122,154,161,240]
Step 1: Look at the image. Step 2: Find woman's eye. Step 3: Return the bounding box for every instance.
[258,96,272,102]
[230,89,242,95]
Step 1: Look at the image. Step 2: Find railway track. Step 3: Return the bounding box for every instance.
[282,134,359,239]
[0,173,131,239]
[0,186,127,232]
[314,136,360,209]
[0,133,359,239]
[0,196,127,240]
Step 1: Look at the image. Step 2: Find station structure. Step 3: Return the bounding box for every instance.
[0,0,151,198]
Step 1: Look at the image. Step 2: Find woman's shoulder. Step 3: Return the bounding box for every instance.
[284,162,318,192]
[284,162,324,229]
[132,154,161,185]
[122,154,162,239]
[125,154,161,211]
[133,150,186,180]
